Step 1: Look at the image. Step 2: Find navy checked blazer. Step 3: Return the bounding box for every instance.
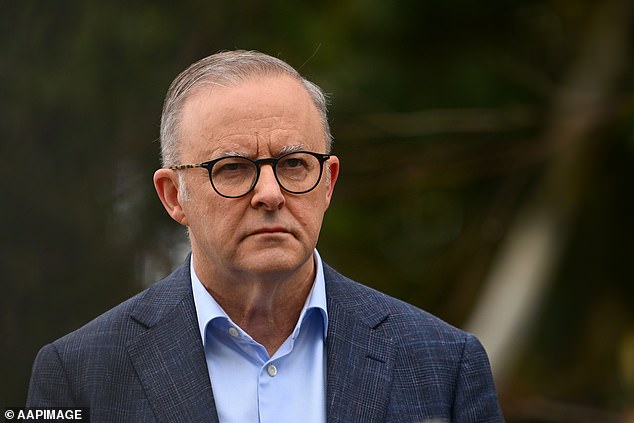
[27,259,505,422]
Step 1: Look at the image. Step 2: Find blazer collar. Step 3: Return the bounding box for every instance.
[324,264,396,422]
[127,258,220,423]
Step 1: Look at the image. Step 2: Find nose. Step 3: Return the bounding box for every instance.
[250,164,285,210]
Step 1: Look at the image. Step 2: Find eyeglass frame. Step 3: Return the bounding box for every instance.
[168,150,332,198]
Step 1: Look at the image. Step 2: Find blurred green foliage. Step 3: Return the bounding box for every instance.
[1,1,633,420]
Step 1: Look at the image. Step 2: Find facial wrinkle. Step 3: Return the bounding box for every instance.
[255,131,260,156]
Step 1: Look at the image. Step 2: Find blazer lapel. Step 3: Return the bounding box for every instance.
[324,266,395,423]
[126,263,219,423]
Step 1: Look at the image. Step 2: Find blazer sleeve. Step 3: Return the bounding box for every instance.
[452,333,506,422]
[27,343,77,407]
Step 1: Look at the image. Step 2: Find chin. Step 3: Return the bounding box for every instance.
[237,248,309,278]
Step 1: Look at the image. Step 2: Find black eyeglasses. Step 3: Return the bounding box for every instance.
[169,151,331,198]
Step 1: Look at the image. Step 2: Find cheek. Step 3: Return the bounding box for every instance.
[204,201,241,231]
[291,197,328,235]
[182,191,234,233]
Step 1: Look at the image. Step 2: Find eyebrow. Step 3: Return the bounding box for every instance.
[278,144,307,155]
[215,144,307,160]
[218,150,248,158]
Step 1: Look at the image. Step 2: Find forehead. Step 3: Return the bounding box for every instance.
[178,75,325,159]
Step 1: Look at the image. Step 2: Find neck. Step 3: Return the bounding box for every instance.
[194,255,316,356]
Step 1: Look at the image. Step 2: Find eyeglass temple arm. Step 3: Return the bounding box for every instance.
[168,163,206,170]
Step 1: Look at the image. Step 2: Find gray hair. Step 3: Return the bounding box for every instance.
[159,50,333,167]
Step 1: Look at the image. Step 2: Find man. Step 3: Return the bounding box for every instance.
[28,50,505,422]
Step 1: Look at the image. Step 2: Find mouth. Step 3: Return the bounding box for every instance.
[249,226,291,236]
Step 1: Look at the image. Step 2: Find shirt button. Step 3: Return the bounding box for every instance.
[267,364,278,377]
[228,327,239,337]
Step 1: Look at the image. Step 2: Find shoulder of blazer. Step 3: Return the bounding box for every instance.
[323,262,470,345]
[49,257,193,355]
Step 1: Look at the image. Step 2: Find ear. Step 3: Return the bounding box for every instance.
[153,168,188,226]
[324,155,340,208]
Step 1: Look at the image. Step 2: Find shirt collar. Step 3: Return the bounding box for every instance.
[191,250,329,346]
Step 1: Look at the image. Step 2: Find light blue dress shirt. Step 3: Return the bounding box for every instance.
[191,251,328,423]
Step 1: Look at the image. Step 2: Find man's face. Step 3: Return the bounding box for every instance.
[159,75,339,282]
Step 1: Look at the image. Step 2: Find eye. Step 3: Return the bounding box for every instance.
[212,158,255,178]
[284,158,305,168]
[220,162,248,171]
[279,155,310,171]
